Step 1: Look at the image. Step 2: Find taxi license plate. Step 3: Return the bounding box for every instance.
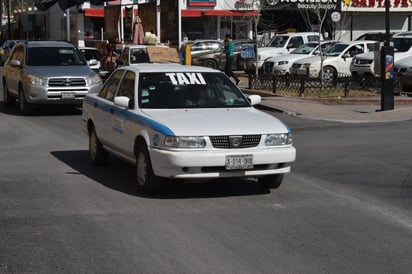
[225,154,253,170]
[62,92,75,99]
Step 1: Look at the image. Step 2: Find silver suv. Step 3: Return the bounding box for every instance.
[2,40,102,114]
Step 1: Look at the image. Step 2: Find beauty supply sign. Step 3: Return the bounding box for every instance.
[266,0,339,9]
[266,0,411,11]
[341,0,412,11]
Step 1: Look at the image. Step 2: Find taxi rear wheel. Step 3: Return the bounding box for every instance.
[135,144,161,194]
[258,174,284,189]
[89,127,109,165]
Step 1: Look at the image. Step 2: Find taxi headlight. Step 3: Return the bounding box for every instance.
[26,75,47,85]
[265,133,293,146]
[86,74,102,85]
[165,136,206,148]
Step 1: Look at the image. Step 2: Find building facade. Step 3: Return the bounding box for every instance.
[335,0,412,41]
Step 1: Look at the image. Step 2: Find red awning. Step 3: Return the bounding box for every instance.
[181,10,202,17]
[181,9,258,17]
[85,8,104,17]
[85,7,138,17]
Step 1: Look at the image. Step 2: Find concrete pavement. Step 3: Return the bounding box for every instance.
[241,87,412,123]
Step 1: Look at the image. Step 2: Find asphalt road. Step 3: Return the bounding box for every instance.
[0,98,411,273]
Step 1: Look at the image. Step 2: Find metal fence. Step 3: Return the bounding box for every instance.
[247,73,402,97]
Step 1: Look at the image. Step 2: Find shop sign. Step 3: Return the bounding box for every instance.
[266,0,338,10]
[188,0,217,6]
[218,0,260,10]
[341,0,412,11]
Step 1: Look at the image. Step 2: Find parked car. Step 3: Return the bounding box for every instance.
[189,39,224,59]
[394,55,412,96]
[244,32,322,73]
[82,64,296,194]
[350,35,412,82]
[262,41,336,75]
[0,40,22,65]
[355,32,393,42]
[116,44,178,67]
[191,39,253,70]
[290,40,376,85]
[2,40,102,114]
[79,46,110,80]
[116,44,151,67]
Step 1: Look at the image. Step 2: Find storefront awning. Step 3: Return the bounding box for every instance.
[181,9,258,17]
[85,8,104,17]
[181,10,203,17]
[84,7,138,17]
[204,10,258,16]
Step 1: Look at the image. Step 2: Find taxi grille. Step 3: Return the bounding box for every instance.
[210,135,261,149]
[48,78,86,87]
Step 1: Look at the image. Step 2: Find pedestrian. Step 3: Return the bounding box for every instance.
[223,34,241,85]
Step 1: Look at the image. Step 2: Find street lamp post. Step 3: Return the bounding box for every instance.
[380,0,394,111]
[7,0,12,39]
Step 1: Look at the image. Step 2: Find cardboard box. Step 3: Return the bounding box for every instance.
[147,46,180,63]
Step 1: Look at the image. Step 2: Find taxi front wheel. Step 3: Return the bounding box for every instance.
[258,174,283,189]
[136,144,161,194]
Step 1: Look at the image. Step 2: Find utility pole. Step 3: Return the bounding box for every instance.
[7,0,12,39]
[380,0,394,111]
[66,8,70,41]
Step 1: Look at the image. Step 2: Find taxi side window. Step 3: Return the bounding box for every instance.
[99,69,124,101]
[117,71,135,100]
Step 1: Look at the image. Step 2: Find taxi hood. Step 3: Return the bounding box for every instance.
[142,107,290,136]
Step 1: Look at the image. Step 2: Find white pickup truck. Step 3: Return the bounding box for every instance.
[244,32,322,73]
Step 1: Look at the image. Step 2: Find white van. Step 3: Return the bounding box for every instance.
[244,32,323,73]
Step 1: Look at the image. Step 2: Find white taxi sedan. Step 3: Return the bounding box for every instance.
[82,64,296,194]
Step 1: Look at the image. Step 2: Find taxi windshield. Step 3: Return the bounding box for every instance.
[139,72,250,109]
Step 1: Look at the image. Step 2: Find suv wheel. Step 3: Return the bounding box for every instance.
[3,81,15,107]
[19,87,32,115]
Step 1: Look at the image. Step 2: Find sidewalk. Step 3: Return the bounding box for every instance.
[240,86,412,123]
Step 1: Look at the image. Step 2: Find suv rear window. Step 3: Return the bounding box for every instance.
[27,47,87,66]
